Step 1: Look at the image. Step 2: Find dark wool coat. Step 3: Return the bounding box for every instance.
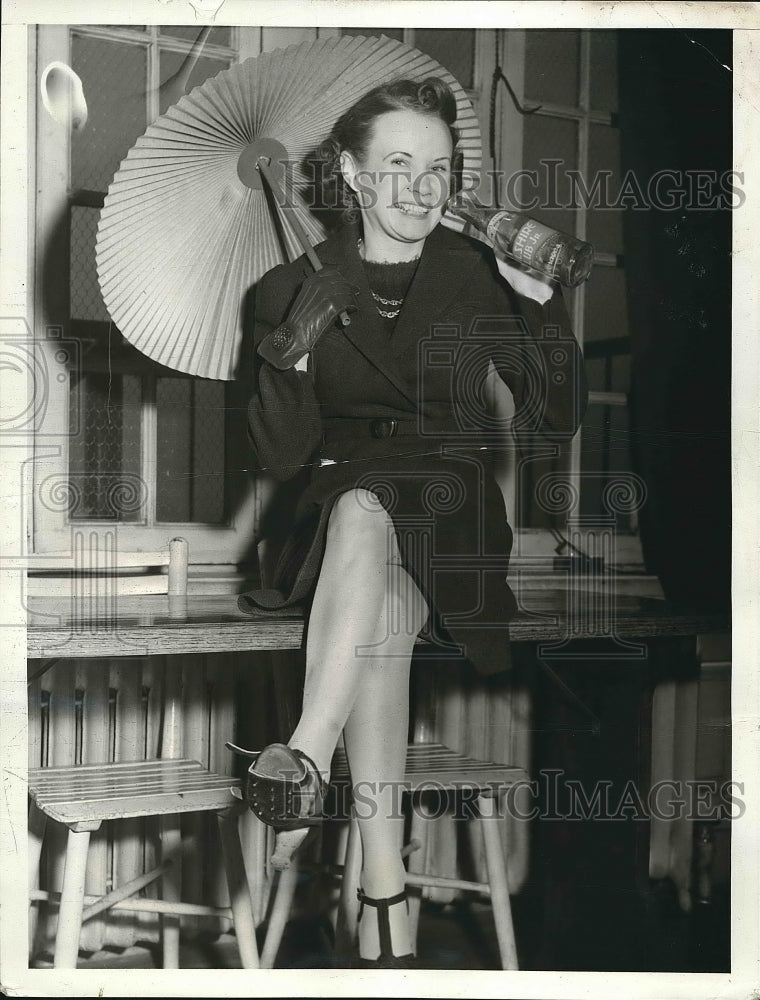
[239,220,588,675]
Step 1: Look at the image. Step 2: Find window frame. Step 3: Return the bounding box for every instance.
[492,28,643,572]
[32,24,265,569]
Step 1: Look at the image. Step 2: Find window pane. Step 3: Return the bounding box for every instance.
[160,25,231,46]
[583,343,631,394]
[156,378,226,523]
[586,123,623,254]
[611,353,630,395]
[524,30,580,106]
[70,206,110,322]
[158,51,231,114]
[584,356,606,394]
[71,34,147,191]
[589,30,619,112]
[415,29,475,89]
[580,403,634,531]
[156,378,191,522]
[342,28,404,41]
[521,115,578,237]
[584,265,628,344]
[69,372,143,521]
[191,380,227,522]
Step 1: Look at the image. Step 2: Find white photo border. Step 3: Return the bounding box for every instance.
[1,2,758,997]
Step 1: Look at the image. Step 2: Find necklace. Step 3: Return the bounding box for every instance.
[370,290,403,319]
[357,238,418,318]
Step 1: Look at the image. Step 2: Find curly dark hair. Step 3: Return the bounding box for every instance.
[313,76,463,219]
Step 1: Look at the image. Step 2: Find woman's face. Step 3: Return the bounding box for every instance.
[341,109,454,260]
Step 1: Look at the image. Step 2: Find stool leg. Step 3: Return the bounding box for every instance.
[217,809,260,969]
[53,826,91,968]
[159,816,182,969]
[477,791,518,970]
[251,816,271,926]
[28,801,47,960]
[334,812,362,956]
[325,820,350,934]
[407,795,432,950]
[261,861,298,969]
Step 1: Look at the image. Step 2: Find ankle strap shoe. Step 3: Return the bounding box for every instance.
[353,888,419,968]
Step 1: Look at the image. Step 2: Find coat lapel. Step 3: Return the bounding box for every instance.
[314,222,418,407]
[312,220,483,407]
[391,223,482,356]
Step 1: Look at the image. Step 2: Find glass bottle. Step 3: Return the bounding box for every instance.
[447,194,595,288]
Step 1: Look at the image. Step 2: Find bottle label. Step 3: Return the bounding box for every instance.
[510,218,560,269]
[485,211,515,246]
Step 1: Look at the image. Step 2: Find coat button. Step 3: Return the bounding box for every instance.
[370,418,398,439]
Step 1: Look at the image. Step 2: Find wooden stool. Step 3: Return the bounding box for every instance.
[28,759,259,969]
[260,742,526,969]
[27,537,258,969]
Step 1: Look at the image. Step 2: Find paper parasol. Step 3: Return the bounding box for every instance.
[95,34,481,381]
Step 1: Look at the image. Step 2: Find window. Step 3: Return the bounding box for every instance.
[491,30,641,569]
[33,25,258,565]
[342,28,477,90]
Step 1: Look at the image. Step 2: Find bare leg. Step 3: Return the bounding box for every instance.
[341,629,417,961]
[271,489,426,874]
[335,518,426,961]
[288,490,402,769]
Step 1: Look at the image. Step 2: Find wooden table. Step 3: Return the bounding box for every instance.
[27,589,728,659]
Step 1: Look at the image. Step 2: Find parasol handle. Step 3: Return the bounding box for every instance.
[256,157,351,327]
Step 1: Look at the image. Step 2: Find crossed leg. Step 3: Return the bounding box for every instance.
[277,488,428,958]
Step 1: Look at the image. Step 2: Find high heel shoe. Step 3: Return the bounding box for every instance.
[352,889,420,969]
[225,741,327,830]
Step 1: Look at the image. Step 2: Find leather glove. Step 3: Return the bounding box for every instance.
[258,267,359,370]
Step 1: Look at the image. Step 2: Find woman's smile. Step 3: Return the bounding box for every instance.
[393,202,431,217]
[341,108,453,261]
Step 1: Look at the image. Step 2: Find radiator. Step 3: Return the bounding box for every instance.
[411,657,533,904]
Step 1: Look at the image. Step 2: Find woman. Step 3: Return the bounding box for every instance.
[231,77,587,966]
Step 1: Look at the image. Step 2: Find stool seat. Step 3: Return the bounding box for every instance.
[29,759,242,826]
[28,758,258,969]
[330,742,526,792]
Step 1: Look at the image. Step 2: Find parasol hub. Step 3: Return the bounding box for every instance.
[237,137,289,190]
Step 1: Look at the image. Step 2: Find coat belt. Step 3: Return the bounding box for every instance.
[322,416,462,444]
